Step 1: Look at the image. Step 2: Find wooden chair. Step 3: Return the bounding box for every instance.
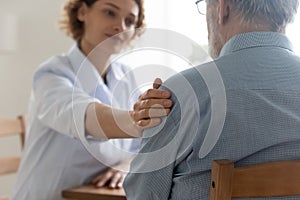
[0,115,26,199]
[209,159,300,200]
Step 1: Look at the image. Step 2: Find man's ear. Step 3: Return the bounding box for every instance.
[77,2,88,22]
[218,0,230,24]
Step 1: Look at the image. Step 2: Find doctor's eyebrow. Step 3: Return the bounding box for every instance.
[104,2,138,18]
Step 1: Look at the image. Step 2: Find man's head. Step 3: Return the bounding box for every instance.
[205,0,299,58]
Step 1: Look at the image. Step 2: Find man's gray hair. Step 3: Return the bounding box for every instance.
[229,0,299,32]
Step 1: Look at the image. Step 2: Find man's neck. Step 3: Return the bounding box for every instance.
[221,18,275,47]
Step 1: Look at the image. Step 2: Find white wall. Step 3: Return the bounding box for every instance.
[0,0,72,195]
[287,12,300,55]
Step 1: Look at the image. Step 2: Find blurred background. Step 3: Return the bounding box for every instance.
[0,0,299,196]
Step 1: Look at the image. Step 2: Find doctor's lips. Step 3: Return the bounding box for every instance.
[105,33,124,42]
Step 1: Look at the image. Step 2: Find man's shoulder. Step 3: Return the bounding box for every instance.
[162,61,218,97]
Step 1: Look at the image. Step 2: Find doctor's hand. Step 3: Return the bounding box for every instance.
[131,78,173,128]
[91,159,131,189]
[92,167,127,189]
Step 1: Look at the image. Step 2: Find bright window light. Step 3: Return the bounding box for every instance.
[286,9,300,55]
[133,1,300,74]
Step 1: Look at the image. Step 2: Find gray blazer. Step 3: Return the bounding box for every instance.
[124,32,300,200]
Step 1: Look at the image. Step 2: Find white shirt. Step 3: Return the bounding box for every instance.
[12,44,140,200]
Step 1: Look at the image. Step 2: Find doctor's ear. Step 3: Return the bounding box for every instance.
[77,2,89,22]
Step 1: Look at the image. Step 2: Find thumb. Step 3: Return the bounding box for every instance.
[153,78,163,89]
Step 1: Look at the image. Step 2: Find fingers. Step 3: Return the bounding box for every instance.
[132,79,172,128]
[92,171,113,188]
[138,88,171,101]
[153,78,162,89]
[92,169,126,189]
[134,99,173,110]
[117,174,126,188]
[108,172,125,189]
[133,100,172,125]
[133,108,171,129]
[136,117,162,128]
[133,108,171,121]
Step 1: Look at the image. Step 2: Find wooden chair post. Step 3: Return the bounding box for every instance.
[209,159,300,200]
[0,115,27,199]
[18,115,26,149]
[209,160,234,200]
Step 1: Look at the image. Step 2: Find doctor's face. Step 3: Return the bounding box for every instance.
[78,0,139,55]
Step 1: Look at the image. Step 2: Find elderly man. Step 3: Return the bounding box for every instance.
[124,0,300,199]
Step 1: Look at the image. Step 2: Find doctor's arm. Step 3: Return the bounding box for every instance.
[85,78,173,139]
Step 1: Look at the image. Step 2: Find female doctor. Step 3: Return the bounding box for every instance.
[12,0,172,199]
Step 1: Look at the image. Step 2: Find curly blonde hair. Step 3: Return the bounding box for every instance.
[59,0,145,40]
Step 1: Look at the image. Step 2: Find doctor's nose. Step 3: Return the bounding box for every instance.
[113,21,126,33]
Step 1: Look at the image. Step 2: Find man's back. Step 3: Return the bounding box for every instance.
[169,32,300,199]
[124,32,300,200]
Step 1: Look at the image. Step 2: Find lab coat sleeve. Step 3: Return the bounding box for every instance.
[33,58,99,140]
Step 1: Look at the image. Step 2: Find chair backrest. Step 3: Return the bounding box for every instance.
[0,115,26,176]
[209,159,300,200]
